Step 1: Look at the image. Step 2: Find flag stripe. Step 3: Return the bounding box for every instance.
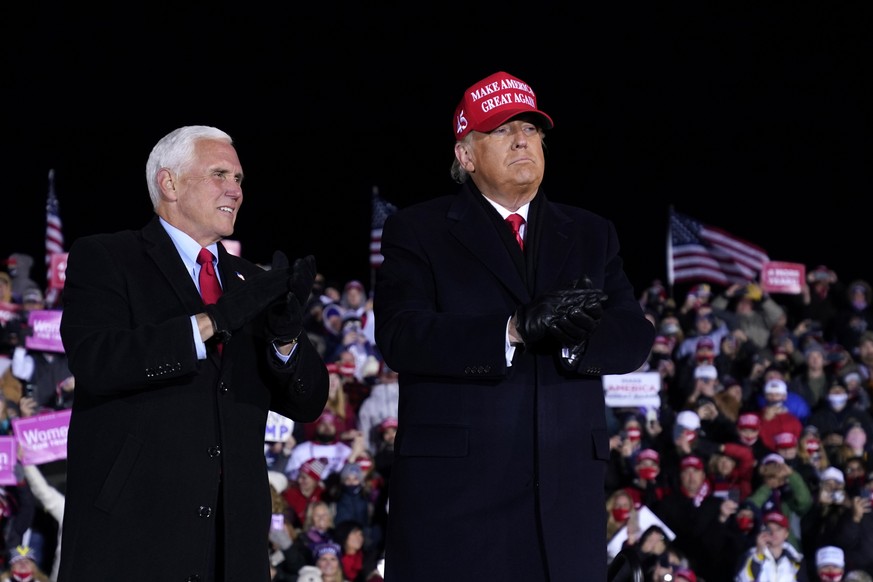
[669,209,770,286]
[370,187,396,269]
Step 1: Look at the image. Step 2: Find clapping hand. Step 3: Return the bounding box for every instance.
[266,254,316,344]
[556,276,608,359]
[205,250,293,340]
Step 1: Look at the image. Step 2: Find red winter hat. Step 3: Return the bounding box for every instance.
[299,458,327,482]
[453,71,553,141]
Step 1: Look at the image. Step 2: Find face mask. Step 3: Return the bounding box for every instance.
[638,466,659,481]
[739,433,758,446]
[736,515,755,533]
[612,507,631,522]
[828,394,848,410]
[832,490,845,504]
[819,572,843,582]
[683,429,697,444]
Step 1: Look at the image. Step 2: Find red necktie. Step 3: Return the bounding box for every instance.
[197,248,223,353]
[506,214,525,251]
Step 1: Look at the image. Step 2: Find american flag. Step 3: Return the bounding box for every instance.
[370,186,397,268]
[668,208,770,287]
[45,169,64,306]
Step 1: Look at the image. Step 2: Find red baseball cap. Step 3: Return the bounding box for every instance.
[453,71,554,141]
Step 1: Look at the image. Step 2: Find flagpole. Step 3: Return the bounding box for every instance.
[666,205,675,300]
[370,186,378,296]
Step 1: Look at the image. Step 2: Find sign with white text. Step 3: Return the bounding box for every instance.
[760,261,805,295]
[0,437,17,485]
[12,409,71,465]
[265,411,294,443]
[24,309,65,353]
[603,372,661,408]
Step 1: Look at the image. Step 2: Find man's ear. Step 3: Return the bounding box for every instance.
[158,168,177,199]
[454,142,475,173]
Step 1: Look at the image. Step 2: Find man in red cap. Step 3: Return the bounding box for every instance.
[735,511,806,581]
[374,71,654,581]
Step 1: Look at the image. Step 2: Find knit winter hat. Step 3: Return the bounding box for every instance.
[299,458,328,481]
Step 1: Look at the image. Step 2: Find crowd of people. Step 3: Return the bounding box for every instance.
[606,273,873,582]
[3,251,872,581]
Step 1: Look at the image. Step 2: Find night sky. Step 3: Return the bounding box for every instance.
[6,2,871,299]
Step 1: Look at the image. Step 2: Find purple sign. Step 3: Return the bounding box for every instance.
[24,309,65,354]
[0,437,16,485]
[12,409,71,465]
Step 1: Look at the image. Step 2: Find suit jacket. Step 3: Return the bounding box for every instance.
[57,217,328,581]
[374,183,655,581]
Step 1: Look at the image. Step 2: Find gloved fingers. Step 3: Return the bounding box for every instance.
[289,255,317,302]
[271,250,290,270]
[566,308,598,333]
[548,317,588,346]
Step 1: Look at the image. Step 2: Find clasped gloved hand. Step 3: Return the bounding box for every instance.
[266,254,317,343]
[515,287,595,346]
[515,277,607,349]
[557,276,608,359]
[205,250,294,342]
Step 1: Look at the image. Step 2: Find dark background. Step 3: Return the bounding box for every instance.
[5,2,871,299]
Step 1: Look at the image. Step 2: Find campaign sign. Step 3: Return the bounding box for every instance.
[0,437,16,485]
[12,409,71,465]
[24,309,65,353]
[49,252,68,290]
[603,372,661,408]
[761,261,805,295]
[0,301,19,325]
[265,411,294,443]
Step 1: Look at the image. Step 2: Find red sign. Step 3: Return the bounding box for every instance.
[49,252,68,290]
[760,261,805,295]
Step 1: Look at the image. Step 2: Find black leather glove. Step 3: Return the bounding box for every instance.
[515,287,599,346]
[205,250,292,341]
[557,277,608,359]
[289,255,316,307]
[266,255,317,343]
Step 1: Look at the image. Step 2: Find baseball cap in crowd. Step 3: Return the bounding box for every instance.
[820,466,845,484]
[453,71,554,141]
[764,511,789,528]
[737,413,761,430]
[764,379,788,395]
[22,288,44,304]
[816,546,845,569]
[680,455,704,471]
[774,432,798,449]
[676,410,701,431]
[694,364,718,380]
[762,453,786,466]
[636,448,660,464]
